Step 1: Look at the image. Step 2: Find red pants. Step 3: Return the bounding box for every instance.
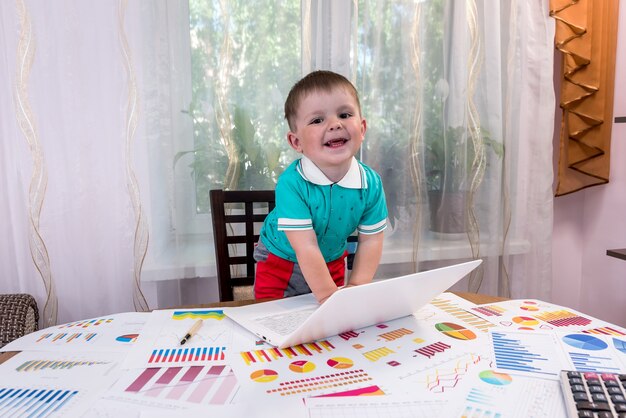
[254,251,346,299]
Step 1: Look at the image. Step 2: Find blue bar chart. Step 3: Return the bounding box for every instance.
[147,346,226,364]
[490,331,561,377]
[561,334,623,372]
[0,387,79,417]
[567,352,622,373]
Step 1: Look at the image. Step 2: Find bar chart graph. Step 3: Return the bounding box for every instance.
[490,331,562,377]
[429,297,497,333]
[36,332,98,345]
[567,352,622,373]
[533,310,591,327]
[240,340,335,366]
[122,365,238,405]
[0,386,81,417]
[561,333,623,372]
[16,359,108,372]
[147,346,226,365]
[58,318,114,329]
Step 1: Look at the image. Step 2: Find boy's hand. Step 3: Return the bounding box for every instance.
[347,231,384,286]
[318,293,333,304]
[285,230,339,303]
[320,284,359,303]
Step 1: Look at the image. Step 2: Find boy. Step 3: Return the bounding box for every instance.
[254,70,388,303]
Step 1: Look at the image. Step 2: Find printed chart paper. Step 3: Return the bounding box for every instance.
[471,299,624,334]
[0,312,148,353]
[440,367,566,417]
[424,293,498,334]
[398,352,488,395]
[5,295,625,417]
[557,332,626,373]
[489,330,568,379]
[231,310,490,400]
[122,308,234,369]
[102,364,240,410]
[0,351,124,417]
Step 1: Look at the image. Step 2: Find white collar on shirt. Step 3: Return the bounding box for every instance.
[296,156,367,189]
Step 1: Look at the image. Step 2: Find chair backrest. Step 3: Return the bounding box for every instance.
[346,234,359,270]
[0,293,39,348]
[210,189,275,302]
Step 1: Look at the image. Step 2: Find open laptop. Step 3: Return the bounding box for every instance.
[225,259,481,348]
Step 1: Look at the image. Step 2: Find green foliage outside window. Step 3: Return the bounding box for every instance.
[182,0,502,233]
[184,0,300,213]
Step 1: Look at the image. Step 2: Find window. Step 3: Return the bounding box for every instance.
[185,0,302,214]
[142,1,540,294]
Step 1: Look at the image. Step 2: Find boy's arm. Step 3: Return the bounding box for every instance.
[285,230,339,303]
[346,231,384,286]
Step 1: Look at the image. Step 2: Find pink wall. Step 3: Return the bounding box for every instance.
[552,0,626,327]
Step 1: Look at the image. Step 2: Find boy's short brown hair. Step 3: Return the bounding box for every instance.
[284,70,361,131]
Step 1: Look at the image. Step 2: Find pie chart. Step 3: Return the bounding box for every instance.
[250,369,278,383]
[479,370,513,386]
[562,334,608,351]
[435,322,476,340]
[116,334,138,343]
[327,357,354,369]
[520,305,539,312]
[613,338,626,354]
[289,360,316,373]
[512,316,539,327]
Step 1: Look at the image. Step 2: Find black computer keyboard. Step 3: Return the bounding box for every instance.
[560,370,626,417]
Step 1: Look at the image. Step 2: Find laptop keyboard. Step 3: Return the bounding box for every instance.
[559,370,626,417]
[255,308,316,336]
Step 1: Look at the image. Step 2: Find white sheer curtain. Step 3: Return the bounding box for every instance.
[0,0,148,326]
[352,0,555,298]
[0,0,555,327]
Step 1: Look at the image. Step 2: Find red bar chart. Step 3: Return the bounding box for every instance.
[123,365,238,405]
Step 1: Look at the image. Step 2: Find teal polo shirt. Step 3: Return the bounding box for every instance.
[260,156,388,263]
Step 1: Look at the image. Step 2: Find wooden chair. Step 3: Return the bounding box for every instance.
[346,234,359,270]
[210,189,275,302]
[209,189,360,302]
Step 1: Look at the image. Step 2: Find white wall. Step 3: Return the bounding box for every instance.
[552,0,626,327]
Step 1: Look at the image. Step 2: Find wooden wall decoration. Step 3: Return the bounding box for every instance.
[550,0,619,196]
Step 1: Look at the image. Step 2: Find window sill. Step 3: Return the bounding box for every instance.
[141,232,530,283]
[141,235,215,283]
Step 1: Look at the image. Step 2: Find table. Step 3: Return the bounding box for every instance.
[607,248,626,261]
[0,292,504,366]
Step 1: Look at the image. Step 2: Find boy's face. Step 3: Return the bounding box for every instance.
[287,87,366,176]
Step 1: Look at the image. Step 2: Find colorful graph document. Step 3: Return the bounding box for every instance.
[122,308,233,369]
[557,332,626,373]
[101,364,240,411]
[6,292,626,417]
[398,352,487,396]
[0,350,125,417]
[0,312,148,353]
[230,303,491,402]
[471,299,625,334]
[489,329,626,379]
[440,368,566,417]
[424,293,498,334]
[0,350,121,383]
[489,330,568,379]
